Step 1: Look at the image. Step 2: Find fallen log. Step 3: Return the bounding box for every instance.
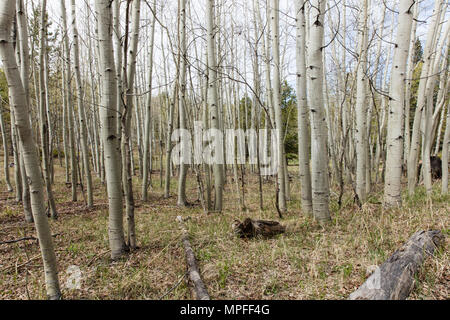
[176,216,210,300]
[349,230,445,300]
[232,218,285,238]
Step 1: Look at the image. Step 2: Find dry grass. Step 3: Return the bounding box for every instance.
[0,158,448,300]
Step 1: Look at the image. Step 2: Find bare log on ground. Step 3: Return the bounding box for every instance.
[232,218,285,238]
[176,216,210,300]
[349,230,445,300]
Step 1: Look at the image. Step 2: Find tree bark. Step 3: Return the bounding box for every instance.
[307,0,330,223]
[383,0,415,207]
[95,0,127,260]
[0,0,61,299]
[349,230,444,300]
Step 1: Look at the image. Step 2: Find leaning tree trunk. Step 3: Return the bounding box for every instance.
[295,0,313,216]
[0,0,61,299]
[95,0,127,260]
[349,230,444,300]
[383,0,415,208]
[307,0,330,223]
[70,0,93,207]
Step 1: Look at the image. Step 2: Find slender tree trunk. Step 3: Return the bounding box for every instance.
[295,0,313,216]
[70,0,93,207]
[206,0,224,212]
[122,0,140,249]
[442,102,450,194]
[407,0,442,194]
[0,100,13,192]
[60,0,78,202]
[0,0,61,299]
[177,0,189,207]
[38,0,57,219]
[142,0,156,202]
[270,0,287,213]
[355,0,368,203]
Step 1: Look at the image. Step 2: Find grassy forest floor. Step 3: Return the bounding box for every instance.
[0,157,448,300]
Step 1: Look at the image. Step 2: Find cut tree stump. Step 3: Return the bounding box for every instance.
[176,216,210,300]
[349,230,445,300]
[232,218,286,238]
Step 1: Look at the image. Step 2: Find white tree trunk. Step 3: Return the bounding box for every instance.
[307,0,330,223]
[0,0,61,299]
[206,0,224,212]
[384,0,415,207]
[70,0,93,207]
[95,0,127,260]
[295,0,312,215]
[142,0,156,202]
[355,0,368,203]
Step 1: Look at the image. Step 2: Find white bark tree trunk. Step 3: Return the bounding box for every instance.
[307,0,330,223]
[70,0,93,207]
[0,0,61,299]
[384,0,415,207]
[295,0,313,215]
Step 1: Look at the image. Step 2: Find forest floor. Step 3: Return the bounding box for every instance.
[0,159,448,300]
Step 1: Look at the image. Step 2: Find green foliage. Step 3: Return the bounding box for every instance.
[413,39,423,65]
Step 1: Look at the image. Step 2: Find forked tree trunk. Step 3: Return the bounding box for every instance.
[0,0,61,299]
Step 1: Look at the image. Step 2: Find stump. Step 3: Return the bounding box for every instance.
[349,230,445,300]
[232,218,286,238]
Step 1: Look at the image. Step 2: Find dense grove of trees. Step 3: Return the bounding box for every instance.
[0,0,448,299]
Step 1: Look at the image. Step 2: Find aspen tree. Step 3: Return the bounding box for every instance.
[295,0,313,215]
[206,0,224,212]
[270,0,287,213]
[384,0,415,207]
[95,0,127,260]
[70,0,93,207]
[307,0,330,223]
[0,0,61,299]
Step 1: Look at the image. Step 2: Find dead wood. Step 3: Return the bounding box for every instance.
[176,216,210,300]
[349,230,445,300]
[232,218,286,238]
